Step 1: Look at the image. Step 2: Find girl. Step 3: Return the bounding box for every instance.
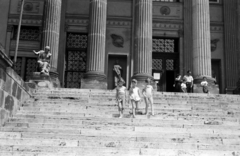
[129,79,141,118]
[116,80,127,118]
[142,78,154,116]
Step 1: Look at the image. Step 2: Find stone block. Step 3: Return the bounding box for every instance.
[17,86,22,101]
[12,81,18,97]
[0,67,6,81]
[6,67,22,85]
[0,89,4,108]
[81,79,107,89]
[4,75,12,94]
[0,79,4,90]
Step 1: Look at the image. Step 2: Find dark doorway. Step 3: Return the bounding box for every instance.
[108,55,127,90]
[166,71,175,92]
[212,59,222,93]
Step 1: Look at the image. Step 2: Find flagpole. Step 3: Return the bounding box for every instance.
[14,0,25,64]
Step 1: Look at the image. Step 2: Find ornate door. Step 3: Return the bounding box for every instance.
[152,38,179,92]
[65,33,88,88]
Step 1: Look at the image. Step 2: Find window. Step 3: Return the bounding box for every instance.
[65,33,88,88]
[13,26,40,41]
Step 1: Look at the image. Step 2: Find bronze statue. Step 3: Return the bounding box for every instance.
[33,46,52,75]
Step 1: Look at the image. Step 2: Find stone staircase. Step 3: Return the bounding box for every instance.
[0,88,240,156]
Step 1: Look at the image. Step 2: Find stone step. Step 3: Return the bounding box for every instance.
[8,116,239,127]
[0,137,240,151]
[2,121,240,136]
[19,106,240,118]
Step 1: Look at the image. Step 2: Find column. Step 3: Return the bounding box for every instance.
[224,0,239,93]
[41,0,62,76]
[192,0,218,93]
[82,0,107,89]
[183,0,193,74]
[192,0,211,78]
[133,0,153,81]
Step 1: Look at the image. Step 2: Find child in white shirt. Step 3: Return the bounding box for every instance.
[142,78,154,116]
[181,79,187,93]
[129,79,141,118]
[201,77,209,93]
[116,80,127,118]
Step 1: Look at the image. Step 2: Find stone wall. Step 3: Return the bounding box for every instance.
[0,55,33,126]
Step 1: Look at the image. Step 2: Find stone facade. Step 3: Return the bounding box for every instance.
[0,0,239,93]
[0,47,33,126]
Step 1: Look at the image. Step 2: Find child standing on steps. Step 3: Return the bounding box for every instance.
[129,79,141,118]
[142,78,154,116]
[116,80,127,118]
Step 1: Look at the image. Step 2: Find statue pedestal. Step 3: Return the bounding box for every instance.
[29,72,60,89]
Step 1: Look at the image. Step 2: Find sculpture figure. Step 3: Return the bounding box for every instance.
[33,46,52,75]
[113,60,125,87]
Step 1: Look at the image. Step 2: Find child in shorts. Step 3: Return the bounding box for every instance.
[129,79,141,118]
[116,80,127,118]
[142,78,154,116]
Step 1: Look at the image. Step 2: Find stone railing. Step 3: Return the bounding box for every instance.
[0,46,33,126]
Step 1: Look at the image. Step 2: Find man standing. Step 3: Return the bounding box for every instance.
[183,70,194,93]
[33,46,52,75]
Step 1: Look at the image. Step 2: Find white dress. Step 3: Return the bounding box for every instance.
[129,87,141,101]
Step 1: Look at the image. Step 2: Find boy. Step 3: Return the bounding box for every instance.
[129,79,141,118]
[142,78,154,116]
[201,77,209,94]
[181,79,187,93]
[116,80,127,118]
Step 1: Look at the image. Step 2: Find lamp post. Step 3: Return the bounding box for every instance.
[14,0,25,65]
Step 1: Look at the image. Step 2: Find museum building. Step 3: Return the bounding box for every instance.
[0,0,239,93]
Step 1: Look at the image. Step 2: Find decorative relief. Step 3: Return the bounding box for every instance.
[152,59,163,70]
[166,59,174,71]
[18,0,40,13]
[210,26,223,32]
[160,6,171,15]
[67,33,88,49]
[8,18,42,25]
[153,23,182,29]
[65,19,131,27]
[111,34,124,48]
[13,26,40,41]
[153,38,175,53]
[211,39,220,52]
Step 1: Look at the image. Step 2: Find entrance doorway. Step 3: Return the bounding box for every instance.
[212,59,222,93]
[152,37,179,92]
[108,55,127,90]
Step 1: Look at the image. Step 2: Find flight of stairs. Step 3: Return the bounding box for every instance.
[0,88,240,156]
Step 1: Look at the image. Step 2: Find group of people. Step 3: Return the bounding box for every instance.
[115,78,154,118]
[174,70,209,94]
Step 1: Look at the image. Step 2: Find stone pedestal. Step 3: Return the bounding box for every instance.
[82,0,107,89]
[132,0,153,85]
[29,72,60,89]
[41,0,62,81]
[192,0,218,93]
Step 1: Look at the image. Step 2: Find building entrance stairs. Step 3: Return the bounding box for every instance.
[0,89,240,156]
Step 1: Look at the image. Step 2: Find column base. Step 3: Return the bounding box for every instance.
[29,72,60,89]
[193,76,219,94]
[81,71,107,89]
